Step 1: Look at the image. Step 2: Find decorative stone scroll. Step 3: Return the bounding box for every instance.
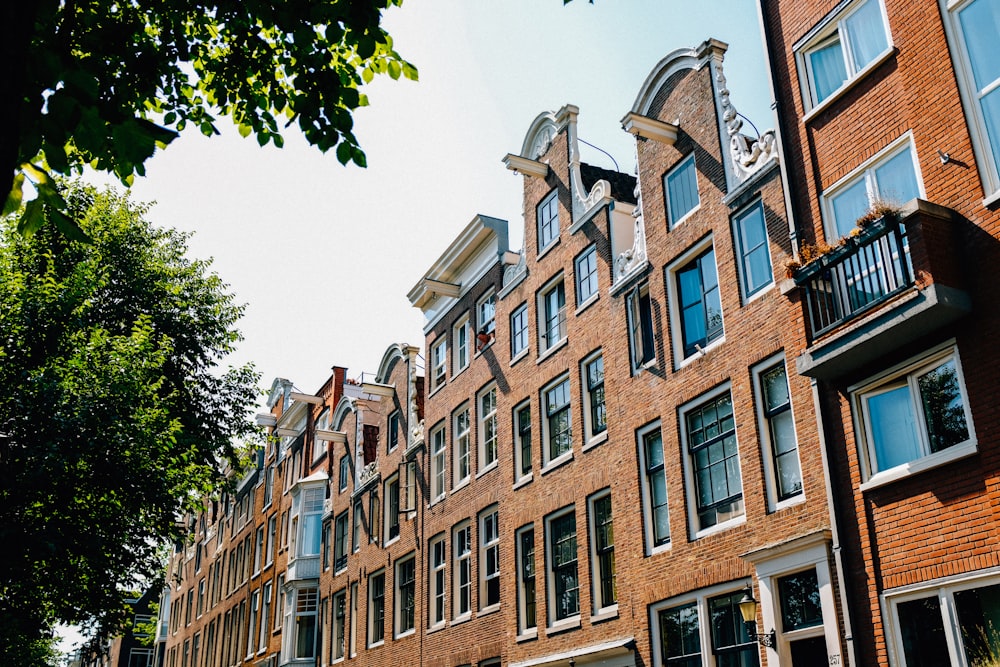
[614,156,648,283]
[716,62,778,183]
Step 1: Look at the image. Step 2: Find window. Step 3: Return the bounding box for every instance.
[430,338,447,391]
[626,282,656,371]
[247,590,259,658]
[480,508,500,609]
[295,486,324,557]
[582,352,607,444]
[779,569,824,632]
[514,401,532,482]
[387,411,400,453]
[263,464,275,508]
[253,526,264,574]
[888,576,1000,667]
[538,277,567,353]
[732,200,773,299]
[259,582,272,652]
[348,582,358,657]
[754,357,803,505]
[479,385,498,472]
[265,515,276,567]
[948,0,1000,196]
[367,571,385,646]
[853,345,973,481]
[286,587,318,660]
[683,388,744,534]
[575,245,599,306]
[429,535,447,627]
[510,302,529,359]
[547,508,579,623]
[638,423,670,552]
[543,376,572,465]
[430,423,447,501]
[453,522,472,618]
[333,511,349,572]
[537,189,560,253]
[385,474,400,543]
[395,555,416,636]
[313,408,330,461]
[339,454,350,493]
[331,589,346,661]
[664,154,700,227]
[454,316,471,373]
[799,0,890,108]
[477,292,496,343]
[453,407,471,488]
[824,139,921,239]
[653,588,760,667]
[368,490,380,545]
[352,500,362,553]
[589,492,616,613]
[516,525,537,634]
[670,243,723,360]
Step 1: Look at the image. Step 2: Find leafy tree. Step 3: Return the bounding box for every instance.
[1,0,417,236]
[0,182,260,661]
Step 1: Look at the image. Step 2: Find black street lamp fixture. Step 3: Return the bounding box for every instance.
[738,587,776,648]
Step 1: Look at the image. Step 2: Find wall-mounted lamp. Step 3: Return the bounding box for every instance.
[738,587,776,648]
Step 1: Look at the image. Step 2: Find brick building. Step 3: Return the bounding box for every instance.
[759,0,1000,664]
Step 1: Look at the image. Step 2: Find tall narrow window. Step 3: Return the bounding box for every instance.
[454,407,471,487]
[265,515,276,566]
[640,425,671,551]
[658,602,701,666]
[510,303,530,359]
[575,245,599,306]
[339,454,350,493]
[515,401,532,481]
[246,590,259,658]
[479,385,498,471]
[429,536,447,627]
[368,572,385,646]
[548,509,579,622]
[331,589,346,660]
[709,591,760,665]
[387,411,400,453]
[755,358,803,503]
[539,278,566,352]
[351,500,362,553]
[478,292,496,340]
[454,316,471,373]
[290,587,318,659]
[733,200,773,298]
[583,353,607,442]
[516,526,537,634]
[430,424,447,501]
[685,390,744,532]
[395,556,416,636]
[480,508,500,608]
[333,511,349,572]
[348,582,357,657]
[665,154,700,227]
[313,408,330,461]
[385,475,400,542]
[543,376,572,464]
[537,190,560,253]
[259,582,272,653]
[295,487,324,557]
[626,282,655,371]
[589,492,616,612]
[454,522,472,618]
[673,245,723,359]
[431,338,447,391]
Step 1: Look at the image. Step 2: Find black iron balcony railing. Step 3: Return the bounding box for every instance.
[794,215,913,338]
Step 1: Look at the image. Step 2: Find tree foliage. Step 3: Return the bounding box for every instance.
[0,183,260,661]
[1,0,416,236]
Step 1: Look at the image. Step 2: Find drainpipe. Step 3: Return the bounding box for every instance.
[811,378,858,667]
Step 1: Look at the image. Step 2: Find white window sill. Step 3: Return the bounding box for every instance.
[582,431,609,452]
[801,48,895,124]
[537,337,568,364]
[590,605,619,624]
[476,462,498,479]
[692,513,746,541]
[428,494,446,508]
[452,478,470,495]
[478,603,501,616]
[538,238,561,261]
[546,616,581,635]
[513,473,533,490]
[742,280,775,306]
[450,613,472,627]
[367,640,384,649]
[669,204,700,230]
[394,629,415,640]
[332,658,345,665]
[510,349,530,367]
[426,622,446,635]
[575,294,599,316]
[453,364,469,380]
[516,629,538,643]
[983,188,1000,208]
[541,451,574,475]
[770,492,806,514]
[427,383,447,399]
[384,535,400,548]
[675,336,725,371]
[334,566,347,576]
[647,541,672,557]
[860,440,978,492]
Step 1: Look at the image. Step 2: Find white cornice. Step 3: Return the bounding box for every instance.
[621,112,679,144]
[289,392,322,405]
[502,154,549,179]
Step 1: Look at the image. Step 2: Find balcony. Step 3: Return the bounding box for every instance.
[793,200,970,379]
[286,553,320,581]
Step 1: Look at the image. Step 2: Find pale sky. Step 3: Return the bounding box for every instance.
[87,0,774,398]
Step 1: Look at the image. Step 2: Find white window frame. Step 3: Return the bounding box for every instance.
[753,354,804,511]
[510,302,530,361]
[479,507,501,611]
[943,0,1000,202]
[367,570,385,647]
[587,490,617,617]
[348,581,358,657]
[453,521,473,620]
[453,406,471,490]
[515,524,537,638]
[541,374,573,469]
[732,198,774,301]
[387,410,400,453]
[821,135,923,240]
[428,534,447,628]
[430,338,447,392]
[351,500,362,554]
[626,281,656,373]
[331,588,346,662]
[259,581,272,653]
[394,553,416,638]
[453,314,471,375]
[477,291,496,346]
[338,454,349,493]
[478,384,498,474]
[537,189,560,255]
[795,0,893,113]
[679,384,746,539]
[283,585,318,661]
[637,421,671,555]
[313,408,330,462]
[666,236,725,367]
[430,422,447,502]
[514,400,533,485]
[664,153,700,228]
[537,275,567,356]
[384,473,400,545]
[545,506,580,628]
[246,589,259,659]
[575,244,599,308]
[581,351,607,448]
[851,342,976,489]
[333,510,349,574]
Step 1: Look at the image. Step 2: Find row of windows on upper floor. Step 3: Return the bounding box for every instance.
[795,0,1000,204]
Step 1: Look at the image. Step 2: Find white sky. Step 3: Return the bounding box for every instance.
[88,0,774,398]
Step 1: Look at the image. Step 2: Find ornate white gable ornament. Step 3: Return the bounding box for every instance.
[715,61,778,183]
[614,155,648,283]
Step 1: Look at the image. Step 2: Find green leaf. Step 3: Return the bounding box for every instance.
[237,124,252,138]
[335,141,352,165]
[17,198,45,235]
[3,173,25,216]
[351,147,367,168]
[49,207,92,243]
[388,61,401,80]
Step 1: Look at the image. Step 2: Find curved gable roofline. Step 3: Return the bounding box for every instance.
[331,395,357,431]
[519,105,577,160]
[629,40,728,117]
[375,344,405,384]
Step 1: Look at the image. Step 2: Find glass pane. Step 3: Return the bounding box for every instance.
[646,432,664,468]
[660,603,701,663]
[955,583,1000,665]
[844,0,888,70]
[810,37,847,103]
[771,410,797,456]
[874,148,920,206]
[763,365,789,410]
[778,569,823,631]
[982,87,1000,178]
[959,0,1000,92]
[668,158,699,224]
[918,359,969,453]
[897,596,950,667]
[866,384,922,470]
[831,177,870,237]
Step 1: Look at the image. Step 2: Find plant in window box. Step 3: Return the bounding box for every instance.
[788,202,900,280]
